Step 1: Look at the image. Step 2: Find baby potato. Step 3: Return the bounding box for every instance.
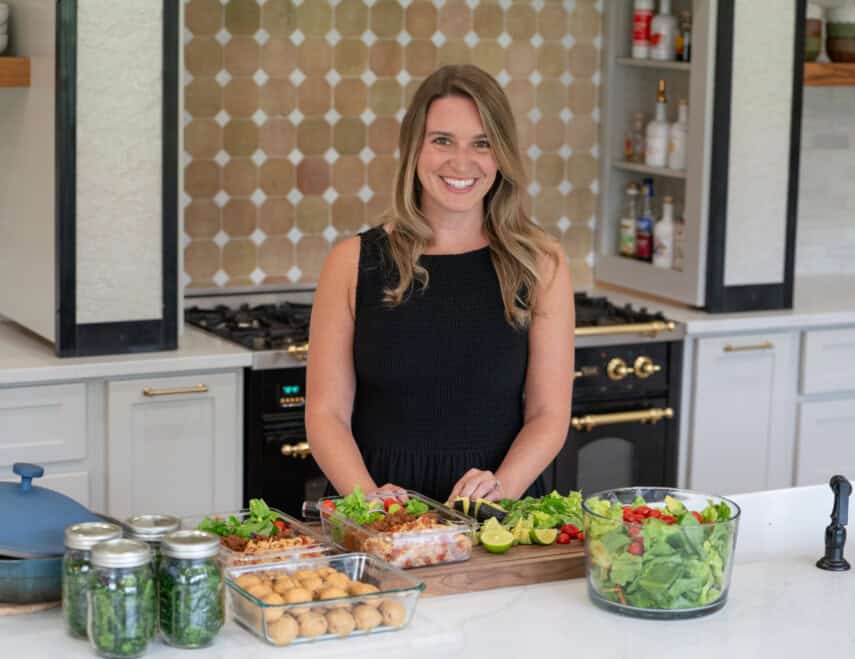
[282,587,313,614]
[297,611,328,638]
[267,614,299,646]
[316,566,337,578]
[353,604,382,630]
[349,582,381,606]
[323,572,351,590]
[262,592,286,623]
[293,569,318,581]
[325,608,356,637]
[235,574,262,590]
[300,576,324,593]
[248,583,273,600]
[273,576,296,594]
[317,586,349,609]
[379,599,407,628]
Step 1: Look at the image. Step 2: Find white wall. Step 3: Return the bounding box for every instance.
[0,0,56,342]
[796,88,855,276]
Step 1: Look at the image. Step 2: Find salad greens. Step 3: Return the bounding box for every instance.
[89,564,156,657]
[500,490,584,530]
[585,495,735,611]
[404,499,430,515]
[197,499,283,538]
[62,552,91,638]
[158,556,224,648]
[334,487,385,525]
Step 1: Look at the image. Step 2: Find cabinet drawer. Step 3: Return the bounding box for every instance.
[802,328,855,395]
[0,383,87,467]
[795,399,855,486]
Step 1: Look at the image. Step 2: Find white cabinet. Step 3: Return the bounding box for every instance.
[106,371,242,519]
[0,383,87,467]
[801,328,855,395]
[795,399,855,486]
[0,470,92,507]
[687,331,798,494]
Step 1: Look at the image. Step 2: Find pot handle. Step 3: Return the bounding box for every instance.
[13,463,44,492]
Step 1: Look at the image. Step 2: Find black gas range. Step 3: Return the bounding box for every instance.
[185,290,684,514]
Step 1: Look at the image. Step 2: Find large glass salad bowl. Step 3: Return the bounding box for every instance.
[582,487,740,619]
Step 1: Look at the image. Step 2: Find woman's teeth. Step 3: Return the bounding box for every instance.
[440,176,476,191]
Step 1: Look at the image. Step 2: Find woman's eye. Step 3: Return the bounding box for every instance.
[432,137,451,145]
[474,141,491,149]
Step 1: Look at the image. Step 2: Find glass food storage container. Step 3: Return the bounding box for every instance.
[318,491,478,569]
[88,539,156,658]
[182,508,332,568]
[582,487,740,620]
[158,530,224,648]
[225,553,424,647]
[63,522,123,639]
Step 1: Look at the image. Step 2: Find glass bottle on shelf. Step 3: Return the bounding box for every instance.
[676,10,692,62]
[645,80,669,168]
[650,0,678,60]
[632,0,655,59]
[653,195,675,269]
[619,183,641,258]
[624,113,646,163]
[673,213,686,272]
[636,178,655,262]
[668,99,689,170]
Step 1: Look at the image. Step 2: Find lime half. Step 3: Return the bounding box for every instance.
[530,528,558,545]
[481,527,514,554]
[481,517,503,533]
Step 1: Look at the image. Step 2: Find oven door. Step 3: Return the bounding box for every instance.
[549,398,677,494]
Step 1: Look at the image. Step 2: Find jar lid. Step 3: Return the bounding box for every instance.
[64,522,123,551]
[161,530,220,559]
[91,538,152,568]
[126,514,180,541]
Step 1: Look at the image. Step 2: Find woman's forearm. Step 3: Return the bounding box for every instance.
[306,413,376,495]
[495,413,569,499]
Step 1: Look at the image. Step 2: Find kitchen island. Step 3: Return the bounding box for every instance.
[2,485,853,658]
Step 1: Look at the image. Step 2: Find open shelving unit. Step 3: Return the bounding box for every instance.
[0,57,31,87]
[804,62,855,87]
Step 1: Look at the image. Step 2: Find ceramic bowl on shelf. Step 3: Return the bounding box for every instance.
[0,2,9,25]
[827,6,855,61]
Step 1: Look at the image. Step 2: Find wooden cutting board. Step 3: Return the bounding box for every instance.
[409,542,586,597]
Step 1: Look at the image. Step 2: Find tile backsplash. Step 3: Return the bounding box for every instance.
[796,87,855,276]
[181,0,602,290]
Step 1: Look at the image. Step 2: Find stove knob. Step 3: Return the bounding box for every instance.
[607,358,633,381]
[281,442,312,459]
[634,356,662,379]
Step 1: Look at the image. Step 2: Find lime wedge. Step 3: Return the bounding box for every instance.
[481,527,514,554]
[481,517,503,533]
[530,528,558,545]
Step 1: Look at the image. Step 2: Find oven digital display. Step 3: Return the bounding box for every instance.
[282,385,302,395]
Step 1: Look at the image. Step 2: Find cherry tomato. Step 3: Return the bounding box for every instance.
[561,524,580,538]
[321,500,337,511]
[628,540,644,556]
[274,519,287,532]
[691,511,703,523]
[628,526,642,538]
[557,532,571,545]
[648,509,662,519]
[576,531,585,542]
[383,498,398,512]
[635,505,652,517]
[661,514,676,525]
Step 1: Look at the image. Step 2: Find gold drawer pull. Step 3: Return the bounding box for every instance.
[576,321,676,337]
[142,384,209,397]
[288,344,309,361]
[281,442,312,459]
[571,407,674,432]
[723,341,774,353]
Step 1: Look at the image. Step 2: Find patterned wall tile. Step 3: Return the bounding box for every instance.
[182,0,602,289]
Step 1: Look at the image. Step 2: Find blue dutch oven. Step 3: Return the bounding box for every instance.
[0,463,106,604]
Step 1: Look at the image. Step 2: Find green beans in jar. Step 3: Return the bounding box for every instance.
[158,530,224,649]
[62,522,122,639]
[88,539,156,658]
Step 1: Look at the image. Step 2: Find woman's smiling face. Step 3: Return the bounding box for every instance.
[415,95,499,221]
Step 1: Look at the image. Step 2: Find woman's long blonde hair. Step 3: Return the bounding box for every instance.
[383,64,558,329]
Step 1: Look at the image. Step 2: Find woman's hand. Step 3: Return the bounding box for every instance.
[366,483,409,502]
[448,469,504,502]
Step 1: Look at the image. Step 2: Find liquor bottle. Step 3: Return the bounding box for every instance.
[619,183,641,258]
[636,179,654,262]
[650,0,678,61]
[624,112,646,163]
[645,80,669,168]
[673,213,686,272]
[653,195,675,269]
[668,99,688,170]
[632,0,655,59]
[676,10,692,62]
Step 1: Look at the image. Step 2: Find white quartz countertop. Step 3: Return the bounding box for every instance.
[3,485,853,658]
[592,274,855,335]
[0,322,252,386]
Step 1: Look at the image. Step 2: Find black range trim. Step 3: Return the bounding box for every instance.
[705,0,803,313]
[55,0,179,356]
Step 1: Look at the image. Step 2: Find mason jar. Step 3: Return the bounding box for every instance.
[88,539,156,658]
[62,522,123,639]
[158,530,224,649]
[125,514,180,564]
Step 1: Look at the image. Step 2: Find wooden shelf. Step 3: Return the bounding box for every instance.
[616,56,691,72]
[0,57,31,87]
[613,161,687,180]
[804,62,855,87]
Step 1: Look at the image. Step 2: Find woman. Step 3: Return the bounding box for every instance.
[306,64,574,504]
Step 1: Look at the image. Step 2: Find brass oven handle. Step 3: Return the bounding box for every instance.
[722,341,774,353]
[574,370,583,379]
[281,442,312,459]
[576,321,676,337]
[571,407,674,432]
[633,356,662,378]
[287,344,309,361]
[142,384,209,397]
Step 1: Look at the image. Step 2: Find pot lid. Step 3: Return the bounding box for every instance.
[0,463,103,558]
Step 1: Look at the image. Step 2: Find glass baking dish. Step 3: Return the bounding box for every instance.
[225,553,425,646]
[183,508,334,568]
[317,491,477,569]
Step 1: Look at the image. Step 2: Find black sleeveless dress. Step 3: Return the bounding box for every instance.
[351,227,546,502]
